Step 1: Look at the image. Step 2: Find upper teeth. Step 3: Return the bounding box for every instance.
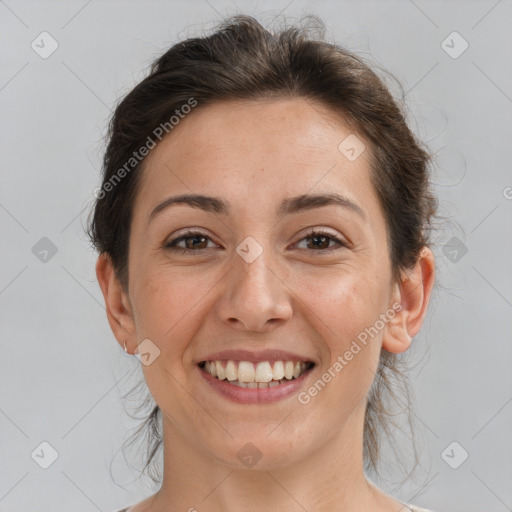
[204,360,311,382]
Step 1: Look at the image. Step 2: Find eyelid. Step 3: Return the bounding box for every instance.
[164,226,349,254]
[164,228,218,247]
[298,226,345,242]
[292,227,348,251]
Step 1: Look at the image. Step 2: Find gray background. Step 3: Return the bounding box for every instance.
[1,1,511,511]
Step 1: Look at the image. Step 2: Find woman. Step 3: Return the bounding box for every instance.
[89,14,437,512]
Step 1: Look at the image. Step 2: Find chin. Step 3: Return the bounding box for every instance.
[203,431,309,471]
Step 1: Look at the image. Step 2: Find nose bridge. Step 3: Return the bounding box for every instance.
[235,235,275,292]
[217,234,292,331]
[233,234,279,303]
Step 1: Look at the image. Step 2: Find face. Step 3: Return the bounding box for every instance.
[116,98,406,469]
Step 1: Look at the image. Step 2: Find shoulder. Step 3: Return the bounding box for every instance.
[114,493,158,512]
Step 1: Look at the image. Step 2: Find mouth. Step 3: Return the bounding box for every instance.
[198,359,315,389]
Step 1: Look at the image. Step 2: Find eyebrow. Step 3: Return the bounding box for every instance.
[147,192,365,225]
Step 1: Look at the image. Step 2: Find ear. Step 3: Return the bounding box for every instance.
[95,253,137,353]
[382,247,435,354]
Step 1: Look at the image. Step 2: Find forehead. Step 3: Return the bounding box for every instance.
[135,97,379,220]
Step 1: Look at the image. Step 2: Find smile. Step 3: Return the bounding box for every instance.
[198,359,315,389]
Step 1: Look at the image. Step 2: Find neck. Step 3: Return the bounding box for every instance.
[145,400,398,512]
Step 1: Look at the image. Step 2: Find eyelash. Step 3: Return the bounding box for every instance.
[164,228,347,255]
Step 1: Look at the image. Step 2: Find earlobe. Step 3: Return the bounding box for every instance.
[95,253,137,351]
[382,247,435,354]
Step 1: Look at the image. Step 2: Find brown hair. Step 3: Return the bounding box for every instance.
[88,14,436,482]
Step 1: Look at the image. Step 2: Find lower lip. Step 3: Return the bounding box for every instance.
[197,364,315,404]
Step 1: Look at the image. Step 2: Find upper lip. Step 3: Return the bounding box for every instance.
[197,349,316,365]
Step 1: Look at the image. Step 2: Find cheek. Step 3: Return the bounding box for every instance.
[300,270,385,344]
[130,267,188,342]
[131,265,218,355]
[132,269,206,407]
[297,272,386,407]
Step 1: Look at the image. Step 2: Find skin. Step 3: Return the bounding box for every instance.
[96,97,435,512]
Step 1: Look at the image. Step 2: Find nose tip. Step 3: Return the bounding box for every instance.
[225,315,282,333]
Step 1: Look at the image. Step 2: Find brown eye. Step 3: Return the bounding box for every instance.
[306,233,331,250]
[164,231,216,254]
[182,234,208,250]
[164,229,346,256]
[295,230,347,253]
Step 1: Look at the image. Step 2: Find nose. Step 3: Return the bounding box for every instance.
[216,241,293,332]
